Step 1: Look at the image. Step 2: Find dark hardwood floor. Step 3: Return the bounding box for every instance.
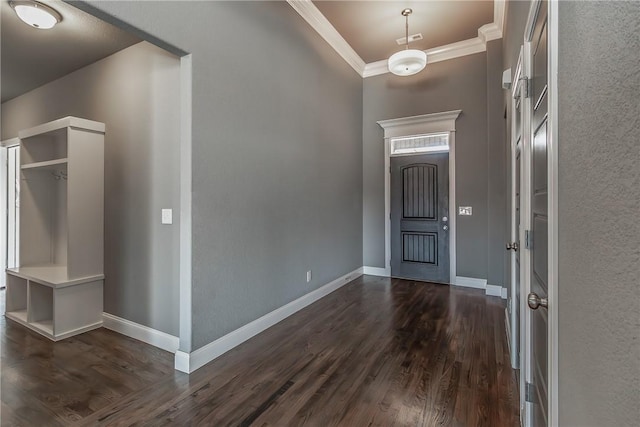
[1,276,519,426]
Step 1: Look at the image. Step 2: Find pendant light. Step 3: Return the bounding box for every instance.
[388,8,427,76]
[10,1,62,30]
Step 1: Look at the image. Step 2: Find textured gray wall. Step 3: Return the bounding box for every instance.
[363,52,505,283]
[1,42,181,335]
[84,1,364,351]
[502,0,531,303]
[558,2,640,425]
[486,39,507,287]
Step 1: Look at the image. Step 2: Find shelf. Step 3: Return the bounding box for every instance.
[9,116,105,342]
[18,116,105,139]
[6,309,28,324]
[21,158,68,171]
[6,265,104,288]
[31,319,54,335]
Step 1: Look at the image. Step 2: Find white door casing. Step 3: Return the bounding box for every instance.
[377,110,461,283]
[509,47,525,373]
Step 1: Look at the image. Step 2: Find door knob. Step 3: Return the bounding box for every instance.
[443,225,448,231]
[506,242,519,251]
[527,292,548,310]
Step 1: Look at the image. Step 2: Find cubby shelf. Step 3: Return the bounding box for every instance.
[21,158,68,170]
[5,116,105,341]
[7,265,104,288]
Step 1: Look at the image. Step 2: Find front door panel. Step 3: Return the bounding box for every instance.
[391,153,449,283]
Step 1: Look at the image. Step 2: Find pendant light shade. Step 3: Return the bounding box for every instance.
[388,49,427,76]
[10,1,62,30]
[388,8,427,76]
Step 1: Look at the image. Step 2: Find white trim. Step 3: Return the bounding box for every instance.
[18,116,105,139]
[179,55,193,353]
[286,0,366,76]
[377,111,461,138]
[378,111,461,284]
[454,277,507,299]
[174,267,363,373]
[478,23,503,43]
[102,313,179,353]
[174,350,190,373]
[454,276,487,289]
[509,47,524,372]
[495,0,507,34]
[548,0,560,424]
[1,137,20,148]
[363,266,389,277]
[521,34,534,427]
[486,284,505,298]
[288,0,505,79]
[505,307,512,354]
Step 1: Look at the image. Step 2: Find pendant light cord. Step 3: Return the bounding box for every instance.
[405,12,409,50]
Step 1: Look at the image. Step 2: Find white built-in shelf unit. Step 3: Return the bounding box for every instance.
[5,116,105,341]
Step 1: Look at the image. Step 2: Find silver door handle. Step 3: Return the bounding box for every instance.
[443,225,448,231]
[527,292,548,310]
[506,242,519,251]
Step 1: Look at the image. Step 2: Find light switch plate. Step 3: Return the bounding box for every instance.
[161,209,173,224]
[458,206,473,216]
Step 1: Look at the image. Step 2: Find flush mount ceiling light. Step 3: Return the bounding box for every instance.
[388,8,427,76]
[10,1,62,30]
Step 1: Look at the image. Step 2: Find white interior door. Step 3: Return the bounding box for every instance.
[508,49,525,372]
[524,1,549,425]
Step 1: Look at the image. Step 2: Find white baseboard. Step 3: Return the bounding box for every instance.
[505,307,511,353]
[455,276,507,299]
[486,284,503,297]
[103,312,180,353]
[175,267,364,373]
[454,276,487,289]
[362,266,390,277]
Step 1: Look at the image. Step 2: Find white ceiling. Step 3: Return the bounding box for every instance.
[1,0,501,103]
[1,0,140,103]
[313,1,495,63]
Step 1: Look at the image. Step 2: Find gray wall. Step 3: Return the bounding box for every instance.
[502,0,531,303]
[1,42,181,336]
[557,1,640,425]
[86,1,364,351]
[363,47,507,285]
[486,39,507,287]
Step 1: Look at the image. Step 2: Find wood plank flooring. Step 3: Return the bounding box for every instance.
[1,275,519,426]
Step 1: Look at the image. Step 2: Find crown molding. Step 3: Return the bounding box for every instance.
[286,0,365,77]
[288,0,504,79]
[479,23,503,43]
[363,37,486,78]
[495,0,506,34]
[377,110,462,138]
